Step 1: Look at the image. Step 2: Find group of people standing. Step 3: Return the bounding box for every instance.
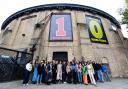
[22,58,111,86]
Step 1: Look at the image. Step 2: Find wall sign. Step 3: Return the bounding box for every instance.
[49,14,73,41]
[86,16,108,44]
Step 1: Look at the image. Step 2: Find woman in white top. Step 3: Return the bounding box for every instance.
[23,60,32,85]
[57,61,62,83]
[87,62,96,85]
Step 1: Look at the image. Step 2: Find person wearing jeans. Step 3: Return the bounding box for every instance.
[102,64,111,82]
[71,61,78,84]
[46,62,52,85]
[97,63,104,82]
[77,62,82,84]
[37,62,42,84]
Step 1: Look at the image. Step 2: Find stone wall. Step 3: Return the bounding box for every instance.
[0,10,128,77]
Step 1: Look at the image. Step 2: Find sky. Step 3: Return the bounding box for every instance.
[0,0,127,37]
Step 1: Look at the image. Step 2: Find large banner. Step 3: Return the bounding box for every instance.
[86,16,108,44]
[49,14,73,41]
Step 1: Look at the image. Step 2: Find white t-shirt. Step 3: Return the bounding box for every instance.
[57,64,62,72]
[26,63,32,71]
[87,64,94,74]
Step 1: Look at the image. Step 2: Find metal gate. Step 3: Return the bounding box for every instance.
[0,47,33,82]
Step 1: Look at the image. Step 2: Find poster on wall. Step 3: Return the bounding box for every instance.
[49,13,73,41]
[86,16,108,44]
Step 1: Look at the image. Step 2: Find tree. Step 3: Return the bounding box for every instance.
[120,0,128,27]
[126,0,128,6]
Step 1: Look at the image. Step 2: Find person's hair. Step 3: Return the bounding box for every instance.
[48,61,50,64]
[70,61,72,65]
[58,61,61,63]
[79,62,81,64]
[27,60,32,63]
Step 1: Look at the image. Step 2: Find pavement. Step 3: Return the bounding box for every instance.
[0,78,128,89]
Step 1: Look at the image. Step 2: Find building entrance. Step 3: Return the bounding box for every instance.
[53,52,68,61]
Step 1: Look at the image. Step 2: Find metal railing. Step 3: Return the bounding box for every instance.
[0,47,33,82]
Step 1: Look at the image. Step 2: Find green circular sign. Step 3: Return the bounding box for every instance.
[89,20,103,39]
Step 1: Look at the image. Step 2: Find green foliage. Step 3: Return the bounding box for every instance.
[121,8,128,26]
[119,0,128,27]
[126,0,128,6]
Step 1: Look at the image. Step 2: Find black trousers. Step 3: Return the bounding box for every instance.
[72,71,77,84]
[87,74,91,83]
[23,69,30,84]
[52,72,57,83]
[62,72,67,82]
[94,71,98,82]
[67,72,72,83]
[41,71,46,83]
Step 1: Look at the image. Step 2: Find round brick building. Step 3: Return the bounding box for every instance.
[0,4,128,77]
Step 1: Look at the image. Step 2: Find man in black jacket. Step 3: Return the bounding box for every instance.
[52,60,57,84]
[41,60,46,83]
[62,61,67,83]
[92,61,98,82]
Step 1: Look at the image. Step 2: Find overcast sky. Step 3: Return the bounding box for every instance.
[0,0,127,37]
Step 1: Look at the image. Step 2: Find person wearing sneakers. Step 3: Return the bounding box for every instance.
[23,60,32,86]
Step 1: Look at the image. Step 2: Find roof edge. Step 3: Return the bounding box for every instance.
[1,3,121,29]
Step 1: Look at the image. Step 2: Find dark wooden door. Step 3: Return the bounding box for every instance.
[53,52,68,61]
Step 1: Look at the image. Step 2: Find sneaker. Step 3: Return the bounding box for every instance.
[23,84,26,86]
[94,84,97,87]
[64,82,67,84]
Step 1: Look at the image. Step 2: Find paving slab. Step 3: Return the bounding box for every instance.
[0,78,128,89]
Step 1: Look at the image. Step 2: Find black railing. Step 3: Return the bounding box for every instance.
[0,63,24,82]
[0,47,33,82]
